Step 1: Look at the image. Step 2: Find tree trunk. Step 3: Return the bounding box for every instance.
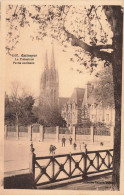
[103,6,123,190]
[112,31,122,191]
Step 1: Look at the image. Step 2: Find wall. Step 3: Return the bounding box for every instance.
[89,105,115,126]
[44,133,56,140]
[4,172,33,189]
[5,125,113,144]
[76,135,91,142]
[59,134,72,141]
[94,135,112,143]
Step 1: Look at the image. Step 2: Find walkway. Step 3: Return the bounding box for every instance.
[38,173,113,190]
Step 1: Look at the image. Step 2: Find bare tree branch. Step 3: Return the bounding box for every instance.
[63,27,113,62]
[87,5,95,16]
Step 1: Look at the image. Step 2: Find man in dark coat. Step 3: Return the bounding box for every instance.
[62,136,66,147]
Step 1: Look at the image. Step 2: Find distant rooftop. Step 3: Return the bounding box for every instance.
[68,88,85,107]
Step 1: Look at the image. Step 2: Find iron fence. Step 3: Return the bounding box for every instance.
[44,127,56,134]
[59,127,72,134]
[76,127,90,135]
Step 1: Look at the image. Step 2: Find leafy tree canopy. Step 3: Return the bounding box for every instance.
[91,65,114,108]
[33,104,66,127]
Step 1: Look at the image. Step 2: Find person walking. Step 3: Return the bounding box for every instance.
[69,136,72,145]
[62,136,66,147]
[73,142,77,150]
[49,145,56,155]
[82,142,85,152]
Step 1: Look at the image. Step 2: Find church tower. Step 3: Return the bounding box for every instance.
[40,44,59,107]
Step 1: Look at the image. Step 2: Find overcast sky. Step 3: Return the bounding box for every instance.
[5,6,102,98]
[5,26,98,98]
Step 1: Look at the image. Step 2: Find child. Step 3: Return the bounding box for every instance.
[73,142,77,150]
[49,144,56,155]
[69,136,72,145]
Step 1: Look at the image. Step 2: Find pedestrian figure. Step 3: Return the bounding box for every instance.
[62,136,66,147]
[84,144,87,152]
[49,145,56,155]
[69,136,72,145]
[73,142,77,150]
[82,142,85,152]
[79,142,82,151]
[100,142,104,146]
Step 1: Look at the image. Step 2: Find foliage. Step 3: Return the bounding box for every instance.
[5,94,37,125]
[93,65,114,107]
[33,104,66,127]
[5,82,37,125]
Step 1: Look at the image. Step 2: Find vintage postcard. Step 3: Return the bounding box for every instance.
[0,0,124,194]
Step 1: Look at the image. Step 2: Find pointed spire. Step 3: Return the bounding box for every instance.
[50,43,55,69]
[44,50,49,71]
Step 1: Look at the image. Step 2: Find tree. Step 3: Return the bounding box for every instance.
[6,5,123,189]
[93,65,114,108]
[5,82,36,126]
[33,104,66,127]
[5,93,15,125]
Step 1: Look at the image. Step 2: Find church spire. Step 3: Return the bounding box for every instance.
[44,50,49,71]
[40,44,59,107]
[50,43,55,69]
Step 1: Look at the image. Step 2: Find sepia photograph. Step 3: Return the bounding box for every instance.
[1,0,124,193]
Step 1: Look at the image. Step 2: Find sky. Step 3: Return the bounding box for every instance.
[5,27,98,98]
[5,5,104,98]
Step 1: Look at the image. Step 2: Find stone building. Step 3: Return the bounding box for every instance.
[61,82,115,127]
[87,82,115,126]
[61,88,86,128]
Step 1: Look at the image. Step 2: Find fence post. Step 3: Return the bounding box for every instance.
[39,125,44,142]
[90,126,94,143]
[28,125,32,141]
[83,145,88,179]
[56,126,59,142]
[96,152,99,171]
[16,125,19,140]
[72,126,76,141]
[51,156,55,182]
[29,142,35,188]
[4,125,7,139]
[69,153,72,177]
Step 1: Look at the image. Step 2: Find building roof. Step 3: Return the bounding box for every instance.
[68,88,85,107]
[59,97,69,109]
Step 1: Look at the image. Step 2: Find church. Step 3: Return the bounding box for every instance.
[39,45,115,128]
[39,44,59,108]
